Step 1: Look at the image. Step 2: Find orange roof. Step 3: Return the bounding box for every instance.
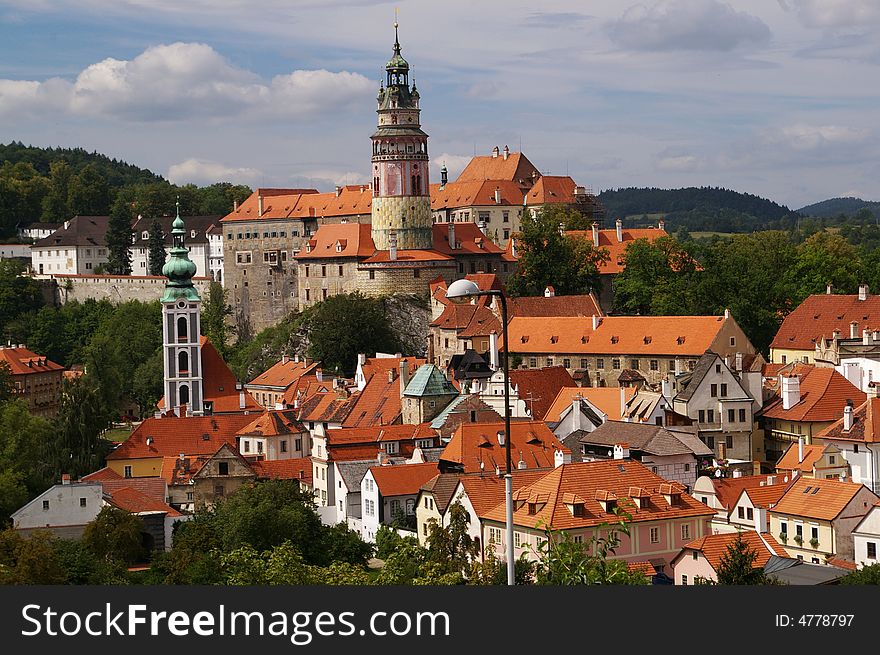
[106,414,254,460]
[247,359,319,389]
[458,470,549,516]
[251,457,312,484]
[508,293,603,318]
[566,227,667,274]
[815,397,880,443]
[441,421,568,474]
[108,485,181,517]
[237,409,306,437]
[508,367,577,419]
[430,303,482,330]
[772,476,871,521]
[296,223,376,259]
[432,222,505,256]
[81,466,122,482]
[160,455,207,486]
[369,462,440,497]
[543,386,636,422]
[220,188,321,222]
[457,306,501,339]
[343,367,411,428]
[360,356,425,382]
[430,180,529,210]
[361,249,454,264]
[628,561,657,576]
[0,346,64,375]
[326,423,437,446]
[711,474,794,511]
[681,532,788,572]
[776,442,828,471]
[761,366,865,422]
[524,176,578,205]
[503,315,728,356]
[743,484,790,510]
[288,186,373,219]
[481,460,714,529]
[297,391,358,424]
[454,151,540,186]
[770,292,880,351]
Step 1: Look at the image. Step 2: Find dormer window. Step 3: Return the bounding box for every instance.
[141,231,149,240]
[629,486,650,509]
[660,483,682,506]
[595,489,617,513]
[581,336,588,344]
[610,336,619,344]
[643,336,652,344]
[677,336,686,345]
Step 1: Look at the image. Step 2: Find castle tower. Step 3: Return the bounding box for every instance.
[370,21,433,251]
[161,203,204,415]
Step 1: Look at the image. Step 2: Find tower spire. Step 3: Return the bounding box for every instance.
[393,8,400,53]
[161,197,199,302]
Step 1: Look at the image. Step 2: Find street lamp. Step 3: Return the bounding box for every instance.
[445,278,514,586]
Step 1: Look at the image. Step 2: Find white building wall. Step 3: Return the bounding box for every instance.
[853,507,880,568]
[822,438,880,495]
[361,471,381,542]
[11,483,104,530]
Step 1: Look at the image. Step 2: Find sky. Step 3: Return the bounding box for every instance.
[0,0,878,210]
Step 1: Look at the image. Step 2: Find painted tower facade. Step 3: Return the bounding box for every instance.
[370,24,432,251]
[161,206,204,415]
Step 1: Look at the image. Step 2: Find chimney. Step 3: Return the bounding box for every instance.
[358,353,366,367]
[497,430,505,446]
[661,375,673,400]
[233,199,239,212]
[674,358,683,375]
[826,284,833,295]
[510,237,517,259]
[448,222,456,250]
[492,146,499,158]
[735,352,743,372]
[724,308,730,319]
[335,186,342,197]
[620,386,626,419]
[591,222,599,247]
[868,383,878,399]
[732,469,743,478]
[517,452,527,470]
[440,164,448,189]
[282,353,289,365]
[274,400,285,410]
[859,284,869,301]
[798,436,804,464]
[503,145,510,160]
[544,286,555,298]
[592,314,600,330]
[781,375,800,411]
[389,230,398,261]
[615,218,623,242]
[613,443,629,460]
[258,194,264,217]
[658,219,665,232]
[864,329,872,346]
[239,389,246,410]
[387,369,395,384]
[558,222,565,236]
[61,473,70,485]
[489,331,499,370]
[64,220,70,230]
[554,448,571,467]
[844,400,854,431]
[399,359,409,396]
[494,188,502,204]
[851,321,859,339]
[316,368,324,382]
[185,406,193,417]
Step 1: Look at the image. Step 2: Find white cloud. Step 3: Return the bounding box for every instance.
[431,154,472,181]
[762,124,870,151]
[289,170,368,192]
[167,158,264,186]
[0,42,373,121]
[609,0,771,51]
[778,0,880,29]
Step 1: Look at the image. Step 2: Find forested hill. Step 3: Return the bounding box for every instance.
[597,186,798,233]
[797,197,880,218]
[0,141,164,187]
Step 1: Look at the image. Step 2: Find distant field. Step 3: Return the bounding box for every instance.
[690,231,736,239]
[624,213,666,222]
[103,426,134,442]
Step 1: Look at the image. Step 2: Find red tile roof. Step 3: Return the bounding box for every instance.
[456,306,501,339]
[454,151,540,186]
[543,386,636,422]
[361,249,453,264]
[370,462,440,497]
[237,409,306,437]
[773,476,872,521]
[743,484,790,510]
[0,346,64,375]
[458,470,549,516]
[503,315,731,356]
[220,188,320,222]
[106,414,255,460]
[101,477,167,502]
[776,443,828,471]
[326,423,437,446]
[815,397,880,443]
[566,227,668,274]
[288,186,373,219]
[508,293,603,318]
[432,222,505,256]
[430,180,530,210]
[344,368,409,428]
[297,223,376,259]
[681,532,788,572]
[81,466,122,482]
[107,485,181,517]
[160,455,207,486]
[247,359,319,389]
[360,356,425,383]
[711,474,794,511]
[508,366,577,419]
[770,292,880,351]
[251,457,312,485]
[762,366,865,422]
[441,421,568,474]
[296,391,358,424]
[524,176,578,205]
[481,460,714,529]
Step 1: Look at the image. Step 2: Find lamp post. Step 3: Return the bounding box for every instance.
[445,278,514,585]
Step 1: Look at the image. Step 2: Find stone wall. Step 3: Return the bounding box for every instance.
[47,275,212,306]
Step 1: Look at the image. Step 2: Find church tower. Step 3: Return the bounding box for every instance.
[161,203,204,415]
[370,21,433,251]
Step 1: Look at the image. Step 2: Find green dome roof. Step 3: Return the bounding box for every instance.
[160,204,201,302]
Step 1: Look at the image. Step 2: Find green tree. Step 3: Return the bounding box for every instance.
[786,232,863,304]
[507,205,609,297]
[839,562,880,585]
[303,293,399,375]
[147,218,166,276]
[0,399,55,520]
[715,531,773,585]
[130,348,164,418]
[612,236,700,315]
[51,376,114,478]
[105,195,134,275]
[67,164,109,216]
[40,160,73,222]
[0,529,68,585]
[0,259,44,340]
[82,506,145,566]
[219,542,313,585]
[425,502,478,577]
[201,282,233,360]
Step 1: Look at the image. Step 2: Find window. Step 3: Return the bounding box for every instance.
[728,409,735,423]
[79,497,87,508]
[546,357,553,367]
[711,384,717,397]
[612,358,620,370]
[42,500,49,511]
[218,462,229,475]
[573,535,583,544]
[780,522,787,534]
[581,359,589,369]
[739,408,746,423]
[503,229,510,240]
[726,435,733,448]
[855,444,860,453]
[796,524,803,537]
[685,463,690,472]
[390,499,401,517]
[681,575,688,586]
[650,360,658,371]
[281,440,287,453]
[652,466,658,474]
[596,358,604,370]
[747,508,753,520]
[699,410,705,423]
[812,557,820,564]
[257,441,264,454]
[186,491,193,501]
[650,527,659,544]
[829,455,835,465]
[701,496,708,505]
[721,383,727,396]
[868,542,877,559]
[681,524,690,540]
[514,532,524,549]
[503,211,509,223]
[124,465,132,479]
[243,440,250,453]
[738,507,745,519]
[707,436,715,449]
[529,357,537,368]
[338,265,344,276]
[563,358,571,369]
[489,526,503,545]
[707,409,715,423]
[321,265,326,277]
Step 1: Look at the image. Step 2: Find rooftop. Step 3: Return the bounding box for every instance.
[770,290,880,352]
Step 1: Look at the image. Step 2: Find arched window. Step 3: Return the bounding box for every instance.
[177,316,188,341]
[178,350,189,374]
[179,384,190,405]
[411,175,417,194]
[416,175,422,194]
[405,498,415,515]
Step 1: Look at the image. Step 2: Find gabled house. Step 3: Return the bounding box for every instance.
[671,531,789,585]
[543,386,637,441]
[769,476,879,564]
[691,473,794,534]
[775,441,848,481]
[428,394,503,441]
[191,443,256,509]
[245,356,320,409]
[236,408,310,460]
[851,501,880,568]
[361,462,440,542]
[438,421,567,475]
[400,364,459,425]
[814,396,880,494]
[414,473,463,545]
[0,345,65,418]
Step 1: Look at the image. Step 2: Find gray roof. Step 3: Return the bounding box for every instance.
[335,460,377,491]
[674,352,716,402]
[419,473,461,515]
[579,421,713,457]
[404,364,458,398]
[763,556,848,585]
[33,216,109,248]
[131,214,219,246]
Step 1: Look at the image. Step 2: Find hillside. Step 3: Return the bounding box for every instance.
[0,141,164,187]
[597,186,797,233]
[797,197,880,218]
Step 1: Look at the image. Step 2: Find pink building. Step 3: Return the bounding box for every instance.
[671,531,788,585]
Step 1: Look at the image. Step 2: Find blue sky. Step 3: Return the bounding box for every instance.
[1,0,878,209]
